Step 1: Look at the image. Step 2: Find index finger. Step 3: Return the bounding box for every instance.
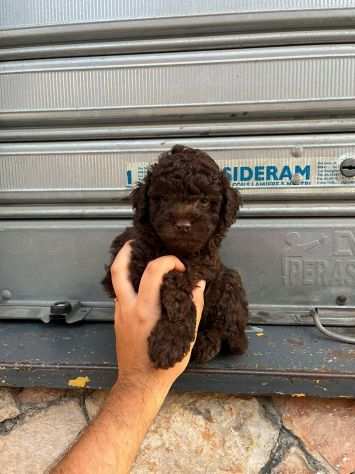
[110,241,137,304]
[138,256,185,308]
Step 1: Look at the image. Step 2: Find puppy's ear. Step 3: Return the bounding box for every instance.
[211,174,241,249]
[220,174,241,231]
[130,170,152,226]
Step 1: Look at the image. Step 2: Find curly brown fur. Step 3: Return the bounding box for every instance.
[102,145,249,368]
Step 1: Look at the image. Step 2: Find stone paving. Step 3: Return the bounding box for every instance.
[0,387,354,473]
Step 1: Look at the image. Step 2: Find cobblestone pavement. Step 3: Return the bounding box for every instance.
[0,387,354,473]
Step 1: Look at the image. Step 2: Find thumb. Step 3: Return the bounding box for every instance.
[192,280,206,324]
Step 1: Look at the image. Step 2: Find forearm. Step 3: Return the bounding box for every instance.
[51,246,204,473]
[51,378,171,474]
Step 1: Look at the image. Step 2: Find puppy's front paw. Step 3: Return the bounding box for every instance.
[148,271,196,369]
[148,319,194,369]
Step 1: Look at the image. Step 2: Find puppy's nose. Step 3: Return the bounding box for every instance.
[175,219,192,232]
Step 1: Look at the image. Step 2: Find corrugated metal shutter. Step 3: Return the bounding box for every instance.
[1,1,355,394]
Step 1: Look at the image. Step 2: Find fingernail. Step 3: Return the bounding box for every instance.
[198,280,206,291]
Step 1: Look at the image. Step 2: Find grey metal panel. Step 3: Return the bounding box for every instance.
[1,322,355,396]
[0,205,133,219]
[3,29,355,61]
[4,117,355,142]
[3,301,355,327]
[5,14,355,52]
[3,1,354,30]
[2,187,355,204]
[1,218,355,308]
[2,46,355,126]
[3,202,355,219]
[1,136,354,203]
[2,1,355,60]
[2,2,355,53]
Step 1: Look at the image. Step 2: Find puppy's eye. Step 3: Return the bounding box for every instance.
[200,197,210,207]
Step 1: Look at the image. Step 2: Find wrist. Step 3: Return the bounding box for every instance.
[113,373,172,407]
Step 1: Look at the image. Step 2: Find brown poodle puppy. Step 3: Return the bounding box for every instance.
[103,145,249,368]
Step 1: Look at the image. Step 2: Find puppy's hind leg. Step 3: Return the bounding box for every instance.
[193,269,248,363]
[222,270,249,356]
[191,327,223,364]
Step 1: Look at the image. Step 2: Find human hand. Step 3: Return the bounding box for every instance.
[110,241,205,394]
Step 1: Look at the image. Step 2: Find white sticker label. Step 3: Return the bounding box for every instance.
[126,163,150,187]
[125,156,354,188]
